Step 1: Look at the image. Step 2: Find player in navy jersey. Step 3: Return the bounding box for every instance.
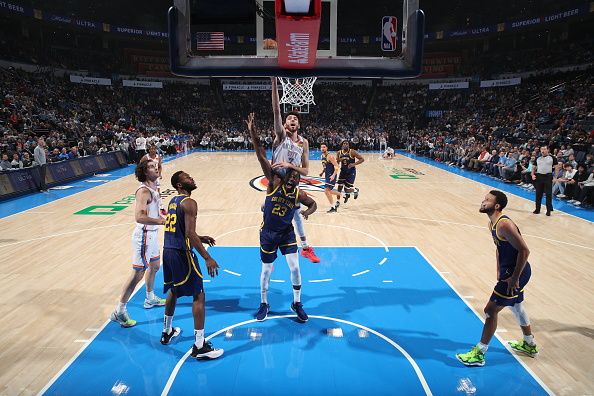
[246,112,317,322]
[319,143,341,212]
[456,190,538,366]
[269,78,320,264]
[159,170,223,360]
[336,140,364,204]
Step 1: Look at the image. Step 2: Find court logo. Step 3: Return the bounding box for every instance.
[74,189,177,215]
[403,168,425,175]
[249,175,326,192]
[390,168,419,180]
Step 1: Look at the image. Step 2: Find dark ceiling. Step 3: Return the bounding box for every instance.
[14,0,585,32]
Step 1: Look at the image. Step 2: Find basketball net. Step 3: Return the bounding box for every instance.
[277,77,317,107]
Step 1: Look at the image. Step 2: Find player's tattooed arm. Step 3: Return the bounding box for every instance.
[351,150,365,167]
[298,190,317,220]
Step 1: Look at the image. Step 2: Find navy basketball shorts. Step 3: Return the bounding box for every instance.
[260,227,298,264]
[325,173,336,190]
[338,169,356,188]
[490,263,531,306]
[163,248,204,297]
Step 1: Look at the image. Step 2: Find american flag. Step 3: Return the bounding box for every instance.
[196,32,225,50]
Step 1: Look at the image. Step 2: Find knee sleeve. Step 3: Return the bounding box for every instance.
[509,302,530,326]
[286,253,301,286]
[293,210,305,238]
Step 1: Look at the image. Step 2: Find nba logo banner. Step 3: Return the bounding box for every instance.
[382,16,397,51]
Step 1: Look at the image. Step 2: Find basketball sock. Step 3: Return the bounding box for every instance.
[477,342,489,353]
[523,334,535,345]
[146,290,155,301]
[194,329,205,348]
[163,315,173,333]
[292,285,302,303]
[300,236,308,248]
[116,302,126,313]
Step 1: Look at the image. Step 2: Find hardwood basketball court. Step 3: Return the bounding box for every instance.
[0,151,592,395]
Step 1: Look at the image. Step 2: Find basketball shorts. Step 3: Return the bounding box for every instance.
[490,263,531,306]
[163,248,204,296]
[325,172,336,190]
[338,169,356,187]
[131,227,160,271]
[260,227,298,264]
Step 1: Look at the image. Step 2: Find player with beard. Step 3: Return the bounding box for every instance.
[159,170,223,360]
[270,78,320,263]
[247,113,317,322]
[456,190,538,366]
[336,140,365,204]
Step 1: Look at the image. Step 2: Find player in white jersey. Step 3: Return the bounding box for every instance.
[270,77,320,263]
[110,160,167,328]
[142,145,166,215]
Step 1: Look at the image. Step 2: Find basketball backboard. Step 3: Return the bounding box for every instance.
[168,0,424,78]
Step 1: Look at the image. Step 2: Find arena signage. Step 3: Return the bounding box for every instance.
[223,83,272,91]
[122,80,163,88]
[428,82,469,90]
[69,75,112,86]
[0,1,589,43]
[480,77,521,88]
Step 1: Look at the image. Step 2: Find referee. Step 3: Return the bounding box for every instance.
[531,145,557,216]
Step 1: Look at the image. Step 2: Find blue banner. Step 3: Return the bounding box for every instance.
[0,152,127,201]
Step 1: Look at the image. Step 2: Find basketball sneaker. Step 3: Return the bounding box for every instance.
[334,201,340,210]
[327,207,337,213]
[301,246,320,263]
[144,296,166,309]
[160,327,181,345]
[455,346,485,366]
[291,302,308,322]
[508,340,538,357]
[344,193,350,203]
[110,310,137,328]
[354,189,359,199]
[256,303,269,321]
[191,341,224,360]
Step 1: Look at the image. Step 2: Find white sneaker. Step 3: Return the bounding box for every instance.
[144,296,166,309]
[574,201,581,206]
[568,199,576,203]
[556,194,566,198]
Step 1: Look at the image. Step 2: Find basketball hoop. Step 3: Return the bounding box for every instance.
[277,77,317,107]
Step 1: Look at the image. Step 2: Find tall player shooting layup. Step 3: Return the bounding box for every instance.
[270,78,320,263]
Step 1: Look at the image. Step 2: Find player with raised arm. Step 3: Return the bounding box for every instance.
[270,78,320,263]
[247,112,317,322]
